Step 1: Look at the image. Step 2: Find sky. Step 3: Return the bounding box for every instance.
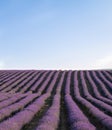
[0,0,112,70]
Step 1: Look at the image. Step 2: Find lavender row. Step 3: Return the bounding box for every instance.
[0,71,20,85]
[0,70,17,79]
[73,71,112,130]
[36,71,55,96]
[8,71,44,94]
[102,71,112,82]
[64,71,94,129]
[0,93,39,121]
[56,71,65,94]
[91,71,112,99]
[1,71,38,93]
[9,71,40,93]
[46,71,60,93]
[80,71,112,117]
[65,70,72,95]
[86,71,112,105]
[0,93,50,130]
[0,92,25,102]
[36,94,60,130]
[0,71,27,85]
[0,71,8,78]
[20,71,43,93]
[97,71,112,90]
[0,94,27,110]
[65,94,96,130]
[30,71,49,92]
[0,93,14,102]
[0,71,26,90]
[36,71,65,130]
[0,71,33,91]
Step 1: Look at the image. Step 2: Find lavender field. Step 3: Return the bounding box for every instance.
[0,70,112,130]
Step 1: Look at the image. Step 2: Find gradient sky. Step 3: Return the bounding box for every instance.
[0,0,112,70]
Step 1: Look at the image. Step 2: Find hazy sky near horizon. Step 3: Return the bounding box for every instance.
[0,0,112,70]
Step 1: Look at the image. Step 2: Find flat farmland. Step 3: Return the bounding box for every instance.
[0,70,112,130]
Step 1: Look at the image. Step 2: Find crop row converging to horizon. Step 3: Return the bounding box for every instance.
[0,70,112,130]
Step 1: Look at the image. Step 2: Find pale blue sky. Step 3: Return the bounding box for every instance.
[0,0,112,70]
